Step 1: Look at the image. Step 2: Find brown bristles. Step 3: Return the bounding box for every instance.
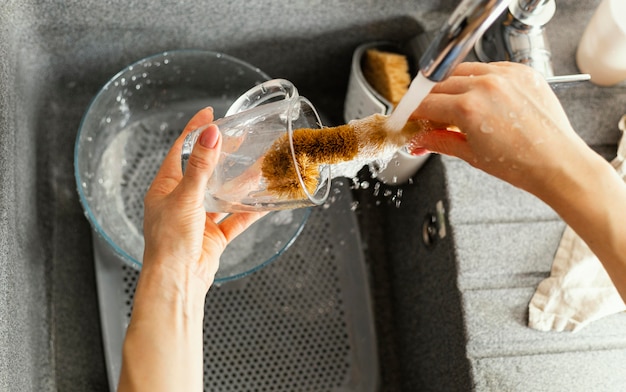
[400,119,438,141]
[262,151,320,200]
[261,125,360,200]
[291,124,359,164]
[261,116,445,200]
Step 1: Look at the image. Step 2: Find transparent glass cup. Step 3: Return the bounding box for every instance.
[181,79,331,212]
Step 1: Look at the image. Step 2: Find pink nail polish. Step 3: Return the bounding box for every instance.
[199,125,219,149]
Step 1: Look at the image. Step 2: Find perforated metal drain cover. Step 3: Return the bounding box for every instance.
[94,180,379,391]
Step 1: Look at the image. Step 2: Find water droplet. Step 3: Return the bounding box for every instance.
[480,123,494,134]
[350,201,359,211]
[360,181,370,189]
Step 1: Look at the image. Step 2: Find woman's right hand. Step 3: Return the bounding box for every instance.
[410,61,626,302]
[409,61,598,199]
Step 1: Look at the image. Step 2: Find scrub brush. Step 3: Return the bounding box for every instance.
[261,48,443,199]
[261,115,436,199]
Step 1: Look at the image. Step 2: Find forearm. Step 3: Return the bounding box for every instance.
[535,149,626,301]
[118,265,208,392]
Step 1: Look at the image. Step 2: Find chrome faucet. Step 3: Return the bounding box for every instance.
[474,0,590,84]
[475,0,555,76]
[419,0,514,82]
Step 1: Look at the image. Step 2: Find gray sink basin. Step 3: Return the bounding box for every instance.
[0,1,424,391]
[2,0,625,391]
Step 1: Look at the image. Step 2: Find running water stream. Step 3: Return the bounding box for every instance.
[386,71,437,132]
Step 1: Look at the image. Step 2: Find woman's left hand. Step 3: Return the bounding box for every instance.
[142,107,263,292]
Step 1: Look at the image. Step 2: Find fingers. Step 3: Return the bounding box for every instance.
[413,92,474,127]
[177,124,222,199]
[182,107,215,136]
[408,128,473,161]
[147,107,216,196]
[451,61,522,77]
[426,62,528,96]
[207,212,229,223]
[218,212,266,243]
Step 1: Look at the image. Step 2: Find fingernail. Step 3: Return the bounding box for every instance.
[410,148,430,156]
[204,106,214,114]
[199,124,219,149]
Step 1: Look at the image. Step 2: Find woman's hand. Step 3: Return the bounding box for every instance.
[409,62,593,198]
[119,107,263,392]
[142,107,263,292]
[410,61,626,301]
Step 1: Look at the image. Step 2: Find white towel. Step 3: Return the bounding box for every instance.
[528,115,626,332]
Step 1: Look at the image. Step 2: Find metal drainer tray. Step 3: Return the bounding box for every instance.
[94,180,379,391]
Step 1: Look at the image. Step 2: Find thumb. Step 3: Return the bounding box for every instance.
[409,129,472,160]
[178,124,222,198]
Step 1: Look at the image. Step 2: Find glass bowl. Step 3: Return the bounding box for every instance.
[75,49,310,283]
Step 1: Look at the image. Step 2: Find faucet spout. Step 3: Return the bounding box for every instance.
[475,0,556,77]
[419,0,514,82]
[473,0,591,86]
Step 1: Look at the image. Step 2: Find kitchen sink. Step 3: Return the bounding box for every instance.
[2,1,625,391]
